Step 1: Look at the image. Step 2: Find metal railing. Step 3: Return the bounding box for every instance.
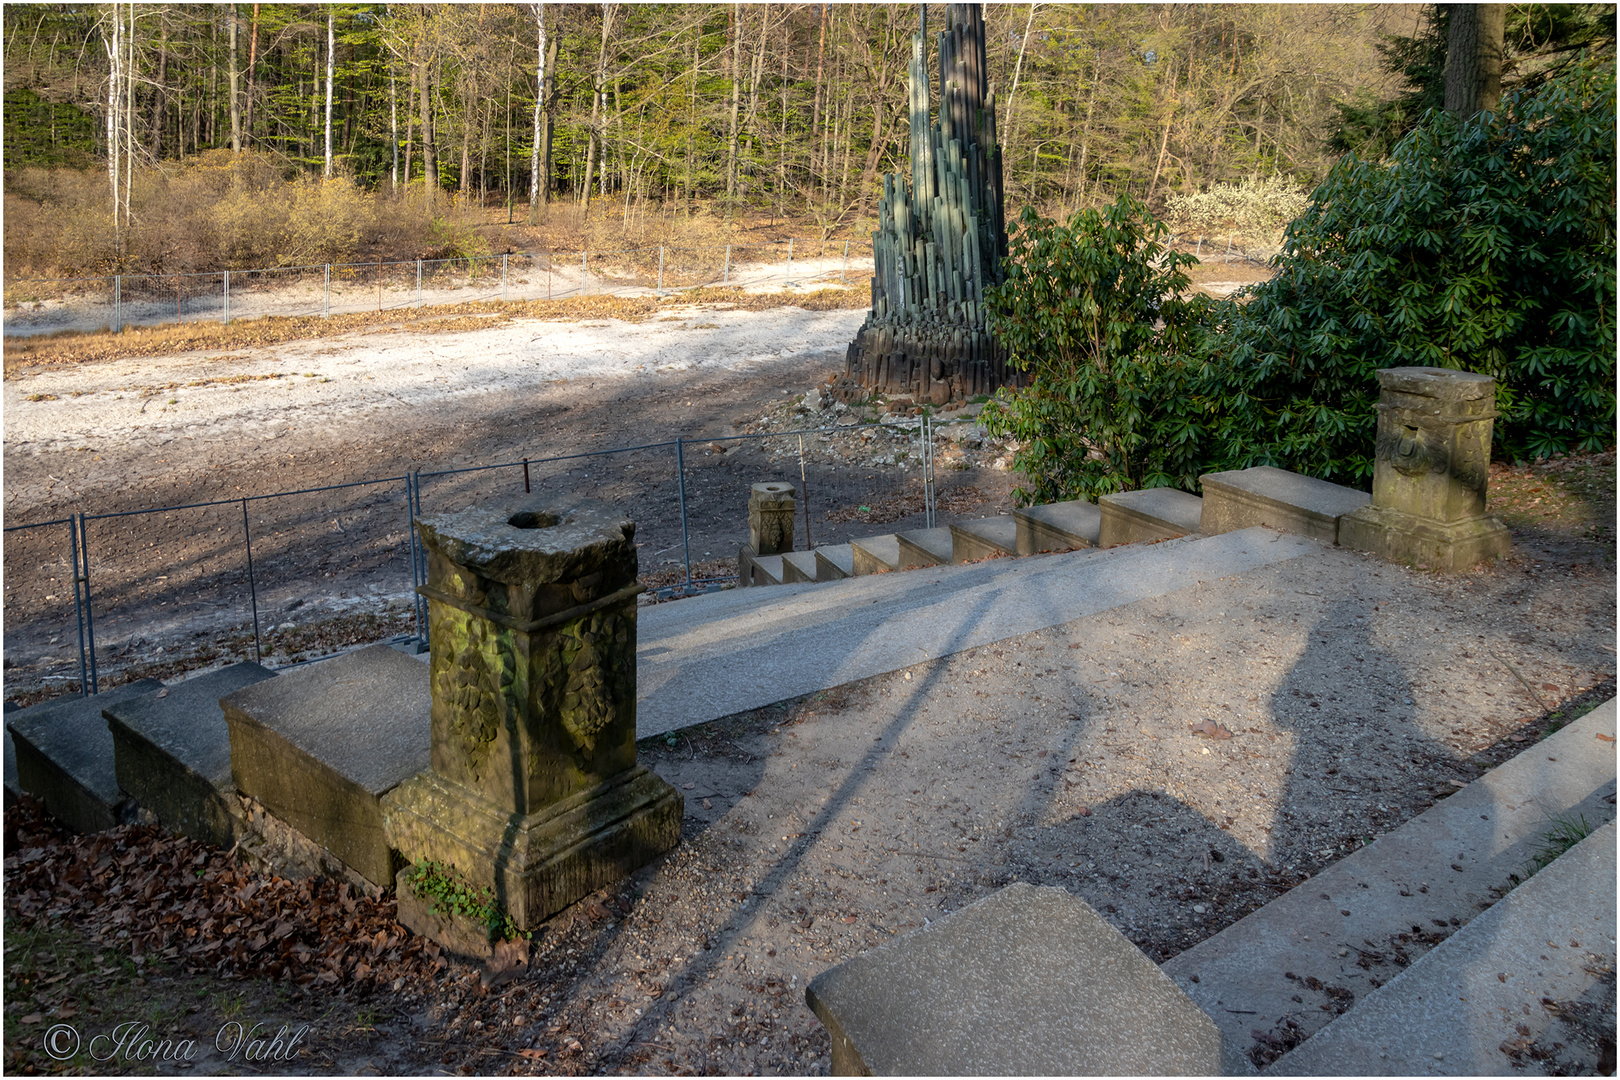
[1,239,876,338]
[4,413,982,697]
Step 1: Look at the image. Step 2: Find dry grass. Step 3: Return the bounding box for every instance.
[1,286,870,374]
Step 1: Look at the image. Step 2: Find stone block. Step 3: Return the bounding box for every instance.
[780,550,820,585]
[814,544,854,581]
[850,534,901,576]
[895,526,953,569]
[1338,506,1511,572]
[5,680,164,834]
[805,882,1223,1075]
[949,516,1017,563]
[748,482,797,556]
[1014,500,1101,554]
[738,546,785,588]
[1097,488,1203,548]
[221,645,430,886]
[105,662,277,850]
[1198,466,1370,544]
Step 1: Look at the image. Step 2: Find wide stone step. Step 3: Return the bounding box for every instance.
[739,550,786,587]
[221,644,429,886]
[814,544,854,581]
[850,534,902,575]
[895,526,954,569]
[949,515,1017,563]
[1014,500,1101,553]
[780,550,820,584]
[1267,819,1617,1076]
[104,662,277,849]
[1162,698,1618,1074]
[6,679,165,833]
[1199,466,1370,545]
[1098,487,1204,547]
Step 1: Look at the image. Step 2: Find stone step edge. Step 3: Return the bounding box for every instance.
[1264,818,1617,1076]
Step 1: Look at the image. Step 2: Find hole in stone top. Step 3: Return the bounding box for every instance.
[508,510,560,530]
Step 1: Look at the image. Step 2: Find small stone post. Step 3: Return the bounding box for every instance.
[382,500,682,938]
[1339,367,1511,571]
[748,482,797,556]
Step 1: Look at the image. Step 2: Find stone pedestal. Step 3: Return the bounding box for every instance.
[748,482,796,556]
[1339,367,1511,571]
[381,501,682,935]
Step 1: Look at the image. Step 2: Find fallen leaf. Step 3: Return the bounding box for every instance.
[1190,719,1234,740]
[1596,733,1615,743]
[518,1048,549,1060]
[18,1014,42,1025]
[682,782,695,791]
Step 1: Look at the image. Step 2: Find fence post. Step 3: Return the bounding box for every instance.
[841,240,850,284]
[786,237,794,287]
[113,275,122,332]
[502,253,508,302]
[378,255,384,312]
[324,264,331,317]
[69,518,89,696]
[406,472,423,645]
[580,249,588,295]
[523,458,531,493]
[76,514,99,694]
[722,244,731,286]
[241,498,262,664]
[223,270,231,325]
[416,259,423,308]
[176,276,182,323]
[675,437,692,587]
[657,246,665,297]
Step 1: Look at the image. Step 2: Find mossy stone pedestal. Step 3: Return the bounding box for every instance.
[381,501,681,936]
[748,482,796,555]
[1339,367,1511,571]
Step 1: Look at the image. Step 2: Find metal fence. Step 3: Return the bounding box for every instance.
[3,414,981,698]
[1,239,875,338]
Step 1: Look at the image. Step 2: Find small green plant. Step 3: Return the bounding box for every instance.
[1520,811,1594,879]
[401,859,524,941]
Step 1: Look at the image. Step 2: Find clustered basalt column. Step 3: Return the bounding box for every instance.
[1339,367,1512,571]
[381,501,681,935]
[845,3,1015,405]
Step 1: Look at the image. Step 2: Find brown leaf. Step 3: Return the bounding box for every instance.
[519,1048,549,1060]
[1189,719,1234,740]
[1596,733,1615,743]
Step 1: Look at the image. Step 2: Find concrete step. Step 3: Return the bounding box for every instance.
[1162,698,1618,1074]
[635,527,1319,739]
[1099,487,1205,547]
[5,679,165,833]
[104,662,277,849]
[1268,818,1617,1076]
[221,644,430,886]
[814,544,854,582]
[780,550,820,584]
[1199,466,1370,546]
[895,526,954,569]
[850,534,902,575]
[1015,500,1101,554]
[740,550,786,587]
[949,516,1018,563]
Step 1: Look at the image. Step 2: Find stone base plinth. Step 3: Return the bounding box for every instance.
[382,765,682,933]
[1338,504,1511,572]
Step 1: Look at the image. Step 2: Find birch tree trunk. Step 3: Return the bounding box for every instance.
[528,2,544,219]
[324,8,335,177]
[105,6,121,228]
[228,5,241,152]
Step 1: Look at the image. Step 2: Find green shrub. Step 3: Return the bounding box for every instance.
[980,198,1214,504]
[1208,56,1616,475]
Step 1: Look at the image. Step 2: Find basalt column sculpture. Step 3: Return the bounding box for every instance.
[845,4,1014,406]
[382,501,682,935]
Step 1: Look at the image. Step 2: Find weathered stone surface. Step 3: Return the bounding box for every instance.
[1098,488,1204,548]
[383,765,682,931]
[738,546,786,588]
[779,550,820,585]
[805,881,1223,1075]
[895,526,953,569]
[850,534,902,576]
[1340,367,1511,571]
[388,499,681,935]
[1199,466,1370,544]
[6,680,164,834]
[949,516,1017,563]
[221,645,430,886]
[105,662,277,849]
[747,482,797,556]
[1014,500,1101,554]
[814,544,855,581]
[393,868,502,962]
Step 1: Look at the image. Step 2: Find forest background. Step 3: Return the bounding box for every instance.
[0,2,1478,278]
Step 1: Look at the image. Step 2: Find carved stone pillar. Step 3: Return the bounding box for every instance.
[1339,367,1511,571]
[382,501,681,935]
[748,482,797,556]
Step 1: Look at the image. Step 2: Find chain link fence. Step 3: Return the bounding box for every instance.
[1,239,875,338]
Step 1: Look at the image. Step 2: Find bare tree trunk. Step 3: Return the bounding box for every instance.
[228,5,241,152]
[540,30,557,206]
[421,51,437,208]
[528,2,545,218]
[809,2,828,188]
[1444,4,1505,118]
[580,3,615,221]
[725,6,742,203]
[324,8,335,177]
[403,62,415,185]
[105,8,121,228]
[244,3,259,143]
[389,64,398,188]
